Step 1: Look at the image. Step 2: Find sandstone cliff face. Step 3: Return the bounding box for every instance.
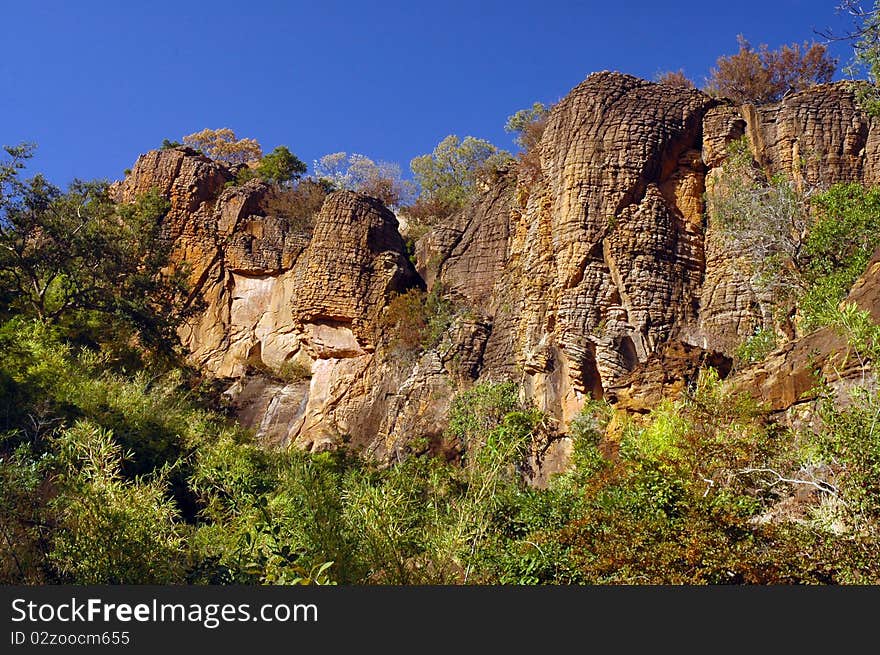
[118,149,442,455]
[419,75,880,433]
[119,73,880,465]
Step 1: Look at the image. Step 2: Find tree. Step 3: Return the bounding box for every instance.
[314,152,414,207]
[504,103,552,185]
[49,421,186,583]
[705,35,837,104]
[182,128,262,164]
[504,102,551,151]
[818,1,880,116]
[655,69,696,89]
[410,135,511,210]
[253,146,307,185]
[0,144,189,353]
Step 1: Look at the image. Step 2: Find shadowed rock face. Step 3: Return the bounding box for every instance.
[118,73,880,465]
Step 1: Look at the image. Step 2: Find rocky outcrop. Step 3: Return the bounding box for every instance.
[116,73,880,466]
[290,192,421,343]
[118,148,436,455]
[743,82,880,187]
[696,83,880,353]
[417,75,880,433]
[422,73,718,428]
[606,341,732,414]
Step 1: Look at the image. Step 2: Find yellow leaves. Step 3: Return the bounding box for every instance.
[182,128,262,165]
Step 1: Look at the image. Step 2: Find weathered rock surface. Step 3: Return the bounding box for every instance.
[118,148,441,455]
[606,341,732,414]
[423,73,717,429]
[117,74,880,467]
[418,75,880,434]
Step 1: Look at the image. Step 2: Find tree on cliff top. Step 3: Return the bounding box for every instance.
[314,152,415,208]
[182,128,262,165]
[818,0,880,116]
[705,35,837,104]
[410,135,511,210]
[655,69,696,89]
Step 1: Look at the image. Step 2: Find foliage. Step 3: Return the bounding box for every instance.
[734,327,779,368]
[258,178,328,235]
[822,1,880,116]
[182,128,262,164]
[446,381,521,453]
[799,183,880,330]
[410,135,512,213]
[49,421,186,583]
[398,195,461,228]
[4,141,880,586]
[314,152,414,208]
[504,102,551,151]
[708,136,810,305]
[0,145,190,355]
[705,35,837,104]
[3,313,880,584]
[707,141,880,337]
[655,69,696,88]
[379,284,456,355]
[536,369,880,584]
[237,146,307,186]
[504,102,551,185]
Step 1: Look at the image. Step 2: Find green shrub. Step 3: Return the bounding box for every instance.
[50,421,186,584]
[446,381,521,452]
[237,146,307,186]
[380,284,456,354]
[799,184,880,330]
[734,326,779,368]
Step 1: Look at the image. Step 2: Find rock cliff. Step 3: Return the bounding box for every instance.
[117,72,880,466]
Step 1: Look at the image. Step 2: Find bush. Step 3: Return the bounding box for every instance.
[734,327,779,368]
[379,285,456,354]
[398,195,461,226]
[709,137,810,301]
[705,35,837,104]
[709,140,880,336]
[410,135,511,212]
[258,178,328,235]
[655,69,696,88]
[49,421,186,584]
[0,146,190,356]
[799,183,880,330]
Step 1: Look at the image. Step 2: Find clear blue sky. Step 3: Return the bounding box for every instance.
[0,0,860,186]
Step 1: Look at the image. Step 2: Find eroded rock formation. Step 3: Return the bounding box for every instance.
[117,73,880,466]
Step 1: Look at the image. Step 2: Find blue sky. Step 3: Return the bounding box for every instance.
[0,1,862,186]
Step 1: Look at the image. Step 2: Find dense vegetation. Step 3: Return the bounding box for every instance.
[6,11,880,584]
[5,314,880,584]
[4,145,880,583]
